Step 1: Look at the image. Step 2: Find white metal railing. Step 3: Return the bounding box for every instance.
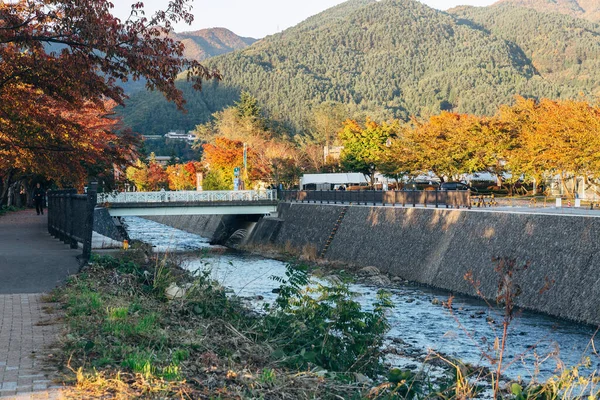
[97,190,277,204]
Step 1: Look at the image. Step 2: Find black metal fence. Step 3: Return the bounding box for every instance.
[47,183,97,264]
[280,190,471,208]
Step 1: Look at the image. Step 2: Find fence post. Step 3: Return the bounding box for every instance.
[435,190,439,208]
[81,182,97,265]
[47,191,54,237]
[373,190,376,206]
[412,190,416,207]
[67,189,78,249]
[62,193,70,245]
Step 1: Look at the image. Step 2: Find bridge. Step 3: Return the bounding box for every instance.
[97,190,278,216]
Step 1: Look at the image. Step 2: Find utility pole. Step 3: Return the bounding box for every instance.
[243,142,248,190]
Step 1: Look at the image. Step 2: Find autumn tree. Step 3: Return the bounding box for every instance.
[126,154,168,192]
[126,160,150,192]
[378,126,422,187]
[202,138,248,190]
[499,97,600,195]
[196,95,304,187]
[0,0,219,202]
[404,112,490,182]
[166,162,203,191]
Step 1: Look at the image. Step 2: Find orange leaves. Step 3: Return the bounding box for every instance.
[499,97,600,186]
[166,162,201,191]
[0,0,218,185]
[0,83,136,187]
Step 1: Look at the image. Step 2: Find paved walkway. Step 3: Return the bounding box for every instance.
[0,210,80,398]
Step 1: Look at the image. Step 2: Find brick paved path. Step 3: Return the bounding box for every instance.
[0,211,80,399]
[0,294,63,399]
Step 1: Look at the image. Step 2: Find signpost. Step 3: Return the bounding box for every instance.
[234,167,241,191]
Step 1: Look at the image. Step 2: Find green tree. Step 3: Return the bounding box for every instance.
[338,118,398,186]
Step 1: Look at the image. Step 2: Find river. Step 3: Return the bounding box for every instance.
[122,216,599,385]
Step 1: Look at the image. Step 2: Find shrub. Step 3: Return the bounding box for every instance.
[263,263,393,378]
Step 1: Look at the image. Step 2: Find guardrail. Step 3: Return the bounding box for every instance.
[280,190,471,208]
[48,183,97,264]
[97,190,278,204]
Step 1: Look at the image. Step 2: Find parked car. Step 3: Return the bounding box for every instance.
[440,182,478,192]
[405,181,440,191]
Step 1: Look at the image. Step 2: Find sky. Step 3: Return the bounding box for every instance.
[112,0,497,39]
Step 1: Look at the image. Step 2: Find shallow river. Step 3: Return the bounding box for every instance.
[123,216,599,383]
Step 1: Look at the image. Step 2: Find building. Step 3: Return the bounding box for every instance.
[300,173,368,190]
[153,156,179,166]
[164,130,196,143]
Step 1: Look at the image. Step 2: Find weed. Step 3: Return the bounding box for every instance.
[258,368,276,385]
[264,263,393,378]
[121,352,156,378]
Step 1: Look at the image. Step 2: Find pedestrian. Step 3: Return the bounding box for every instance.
[33,183,45,215]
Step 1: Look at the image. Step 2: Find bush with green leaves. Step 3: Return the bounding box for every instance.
[0,205,22,216]
[263,263,393,378]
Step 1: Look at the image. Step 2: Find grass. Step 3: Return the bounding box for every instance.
[51,250,394,398]
[49,249,600,399]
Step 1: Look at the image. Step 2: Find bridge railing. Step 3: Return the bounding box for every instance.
[48,183,97,264]
[97,190,278,204]
[280,190,471,208]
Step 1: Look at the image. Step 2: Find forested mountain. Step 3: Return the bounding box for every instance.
[495,0,600,22]
[120,0,595,135]
[450,3,600,96]
[172,28,257,61]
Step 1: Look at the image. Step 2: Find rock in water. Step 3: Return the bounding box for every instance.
[364,275,391,286]
[359,266,381,276]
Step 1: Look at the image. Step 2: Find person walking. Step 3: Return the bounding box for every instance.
[33,183,45,215]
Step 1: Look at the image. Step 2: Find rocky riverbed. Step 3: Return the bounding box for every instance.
[123,216,599,387]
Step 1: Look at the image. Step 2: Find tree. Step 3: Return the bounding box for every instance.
[126,154,168,191]
[406,112,486,182]
[338,118,398,186]
[309,102,348,148]
[195,97,304,186]
[0,0,219,201]
[126,160,150,192]
[166,162,202,191]
[499,97,600,195]
[378,126,421,188]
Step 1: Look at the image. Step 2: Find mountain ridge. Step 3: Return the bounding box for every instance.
[119,0,597,135]
[172,27,257,61]
[494,0,600,21]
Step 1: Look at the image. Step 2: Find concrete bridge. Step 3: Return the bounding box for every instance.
[97,190,278,217]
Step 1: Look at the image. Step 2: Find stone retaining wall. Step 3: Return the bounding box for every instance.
[247,203,600,325]
[93,208,126,242]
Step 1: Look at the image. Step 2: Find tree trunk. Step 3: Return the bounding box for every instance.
[0,169,15,206]
[559,172,573,198]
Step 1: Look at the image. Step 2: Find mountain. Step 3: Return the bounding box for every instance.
[494,0,600,22]
[120,0,593,135]
[118,28,256,95]
[450,3,600,96]
[172,28,257,61]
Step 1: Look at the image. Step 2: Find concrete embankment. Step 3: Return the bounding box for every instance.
[246,203,600,326]
[144,214,261,245]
